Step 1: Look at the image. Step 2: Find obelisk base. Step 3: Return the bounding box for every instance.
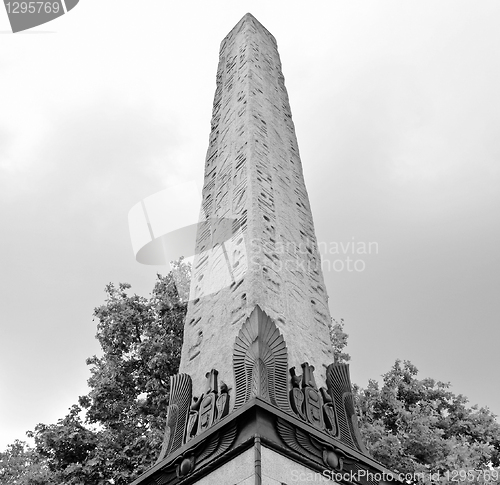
[189,445,338,485]
[130,398,398,485]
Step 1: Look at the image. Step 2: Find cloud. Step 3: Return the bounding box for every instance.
[1,93,190,226]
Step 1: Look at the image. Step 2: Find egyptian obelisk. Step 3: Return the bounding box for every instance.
[179,12,334,396]
[131,13,398,485]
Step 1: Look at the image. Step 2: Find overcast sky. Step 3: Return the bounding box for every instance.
[1,0,499,450]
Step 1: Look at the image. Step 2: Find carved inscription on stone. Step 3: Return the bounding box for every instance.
[184,369,231,445]
[158,369,231,464]
[288,363,338,437]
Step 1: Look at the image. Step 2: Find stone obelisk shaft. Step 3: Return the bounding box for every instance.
[179,13,334,395]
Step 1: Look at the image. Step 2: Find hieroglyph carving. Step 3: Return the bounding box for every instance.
[185,369,231,444]
[158,369,231,463]
[289,363,338,437]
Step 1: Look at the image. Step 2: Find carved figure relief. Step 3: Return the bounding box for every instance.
[184,395,202,444]
[158,368,232,464]
[289,367,306,421]
[216,381,230,420]
[184,369,231,444]
[301,362,324,430]
[197,369,218,435]
[320,387,338,437]
[289,363,338,437]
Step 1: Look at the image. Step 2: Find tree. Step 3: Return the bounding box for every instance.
[0,440,51,485]
[26,405,100,485]
[75,259,190,483]
[354,360,500,483]
[0,259,191,485]
[330,317,350,363]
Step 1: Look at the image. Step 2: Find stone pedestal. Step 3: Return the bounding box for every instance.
[130,308,397,485]
[184,446,340,485]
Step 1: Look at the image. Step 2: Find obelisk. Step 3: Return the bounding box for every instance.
[179,12,334,396]
[130,13,399,485]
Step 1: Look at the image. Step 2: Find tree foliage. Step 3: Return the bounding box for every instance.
[0,440,51,484]
[355,360,500,483]
[78,259,189,483]
[330,317,350,363]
